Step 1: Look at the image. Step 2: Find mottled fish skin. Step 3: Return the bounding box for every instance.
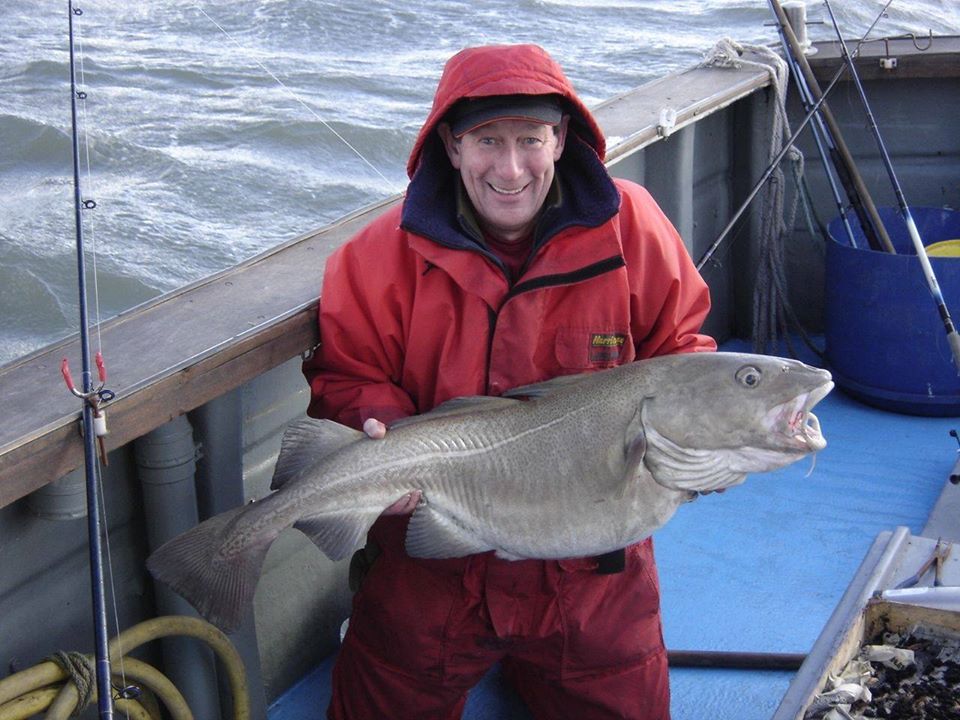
[146,351,833,632]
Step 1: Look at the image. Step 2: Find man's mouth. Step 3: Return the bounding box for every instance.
[489,182,527,195]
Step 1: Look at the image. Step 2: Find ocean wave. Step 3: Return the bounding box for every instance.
[0,115,72,169]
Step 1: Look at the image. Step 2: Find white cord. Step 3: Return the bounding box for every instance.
[194,4,404,194]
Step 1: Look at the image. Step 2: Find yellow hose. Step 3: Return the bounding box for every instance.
[0,616,250,720]
[113,698,156,720]
[0,664,62,708]
[0,688,152,720]
[44,657,192,720]
[0,687,59,720]
[109,616,250,720]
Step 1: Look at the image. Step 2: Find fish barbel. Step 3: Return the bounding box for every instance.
[147,351,833,631]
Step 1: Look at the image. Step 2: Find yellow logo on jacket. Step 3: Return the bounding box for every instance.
[589,333,626,363]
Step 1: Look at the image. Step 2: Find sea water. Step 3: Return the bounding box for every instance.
[1,0,958,365]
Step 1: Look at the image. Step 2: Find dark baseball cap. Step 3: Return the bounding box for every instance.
[447,94,564,137]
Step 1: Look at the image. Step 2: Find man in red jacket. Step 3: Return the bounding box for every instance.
[303,44,715,720]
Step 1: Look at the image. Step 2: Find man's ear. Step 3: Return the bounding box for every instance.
[437,123,462,170]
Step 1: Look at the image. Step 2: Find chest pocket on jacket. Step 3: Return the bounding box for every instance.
[554,327,633,370]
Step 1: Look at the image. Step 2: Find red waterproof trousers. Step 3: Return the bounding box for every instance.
[328,518,669,720]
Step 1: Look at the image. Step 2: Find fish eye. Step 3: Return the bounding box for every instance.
[736,366,762,388]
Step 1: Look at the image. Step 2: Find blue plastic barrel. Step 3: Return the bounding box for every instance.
[825,207,960,416]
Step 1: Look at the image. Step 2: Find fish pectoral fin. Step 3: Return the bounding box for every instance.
[617,402,648,499]
[294,509,382,562]
[390,396,520,428]
[272,418,365,490]
[404,505,493,559]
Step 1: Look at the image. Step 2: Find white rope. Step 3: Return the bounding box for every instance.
[700,39,808,356]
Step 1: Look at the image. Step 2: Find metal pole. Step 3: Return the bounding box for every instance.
[821,0,960,372]
[668,649,806,671]
[67,2,114,716]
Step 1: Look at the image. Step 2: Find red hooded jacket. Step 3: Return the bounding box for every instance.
[309,44,715,720]
[305,44,714,428]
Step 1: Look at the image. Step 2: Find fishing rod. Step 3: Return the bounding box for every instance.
[66,1,115,717]
[697,58,852,271]
[772,7,857,247]
[768,0,895,254]
[697,0,896,271]
[821,0,960,372]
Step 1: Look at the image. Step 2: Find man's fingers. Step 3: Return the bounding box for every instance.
[363,417,387,439]
[382,490,422,515]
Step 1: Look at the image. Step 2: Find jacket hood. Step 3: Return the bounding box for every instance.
[406,44,606,178]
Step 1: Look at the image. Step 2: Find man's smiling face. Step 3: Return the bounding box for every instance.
[439,116,569,243]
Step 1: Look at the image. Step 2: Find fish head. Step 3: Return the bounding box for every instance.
[634,352,833,493]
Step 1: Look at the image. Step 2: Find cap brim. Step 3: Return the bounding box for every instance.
[449,96,563,137]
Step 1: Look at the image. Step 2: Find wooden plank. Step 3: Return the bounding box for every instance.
[600,49,772,165]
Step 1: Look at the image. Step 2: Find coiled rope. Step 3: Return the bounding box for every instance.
[46,652,95,717]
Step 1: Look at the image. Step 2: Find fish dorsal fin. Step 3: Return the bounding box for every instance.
[503,372,588,399]
[390,396,519,429]
[404,503,494,558]
[271,418,364,490]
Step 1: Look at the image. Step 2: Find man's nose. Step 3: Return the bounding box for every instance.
[494,145,523,179]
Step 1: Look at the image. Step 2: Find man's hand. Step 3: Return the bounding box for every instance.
[363,417,422,514]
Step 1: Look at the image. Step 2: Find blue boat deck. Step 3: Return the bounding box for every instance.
[267,340,959,720]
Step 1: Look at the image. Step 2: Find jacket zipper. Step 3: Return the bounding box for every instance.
[484,254,626,393]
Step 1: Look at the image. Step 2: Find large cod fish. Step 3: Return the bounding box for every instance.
[147,352,833,632]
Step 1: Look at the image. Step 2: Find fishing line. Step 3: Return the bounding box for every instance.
[73,9,106,361]
[697,62,849,271]
[73,13,136,715]
[66,2,118,717]
[193,4,404,195]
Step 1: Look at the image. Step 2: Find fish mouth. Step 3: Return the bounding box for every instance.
[770,379,834,452]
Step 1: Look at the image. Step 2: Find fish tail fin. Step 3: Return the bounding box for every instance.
[146,506,275,633]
